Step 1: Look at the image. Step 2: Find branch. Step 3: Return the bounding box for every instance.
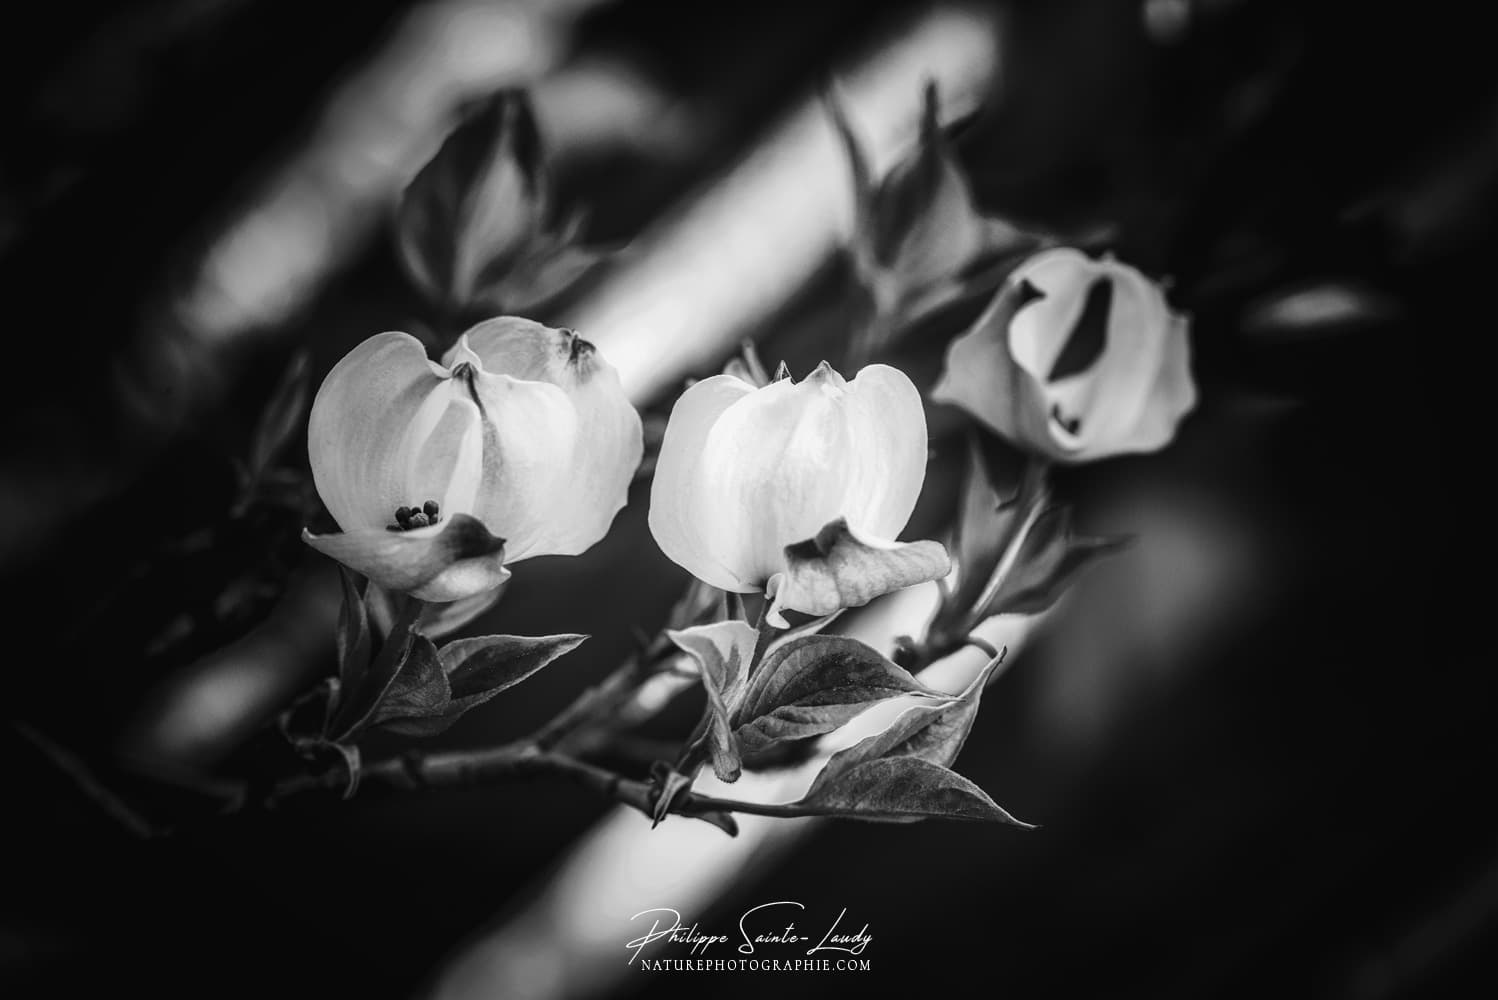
[265,740,745,836]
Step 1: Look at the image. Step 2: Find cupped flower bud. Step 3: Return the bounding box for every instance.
[648,361,949,626]
[933,248,1197,462]
[305,317,643,602]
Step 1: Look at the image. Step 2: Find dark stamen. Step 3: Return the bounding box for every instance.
[390,500,443,531]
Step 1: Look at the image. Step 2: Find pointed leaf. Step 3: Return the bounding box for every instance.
[362,633,587,739]
[335,567,373,694]
[479,240,608,313]
[668,621,757,782]
[797,757,1031,825]
[326,596,424,741]
[977,506,1129,620]
[733,634,948,756]
[824,84,876,272]
[440,633,587,701]
[805,652,1006,801]
[935,441,1044,633]
[720,340,772,388]
[244,350,312,489]
[395,90,547,308]
[869,81,955,268]
[650,762,694,828]
[369,635,450,729]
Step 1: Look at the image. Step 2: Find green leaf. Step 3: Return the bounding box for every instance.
[334,568,374,698]
[823,84,876,277]
[441,633,587,701]
[933,449,1125,635]
[325,596,424,741]
[649,761,695,829]
[732,635,948,757]
[395,90,547,309]
[789,652,1029,826]
[834,80,1043,351]
[477,238,609,313]
[977,505,1129,621]
[796,757,1030,825]
[369,636,449,731]
[242,350,312,493]
[766,517,950,627]
[870,84,1035,308]
[932,438,1043,635]
[806,652,1006,800]
[358,632,586,740]
[668,621,757,782]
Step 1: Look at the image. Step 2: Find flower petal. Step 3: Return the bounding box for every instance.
[932,282,1055,452]
[648,373,757,591]
[1111,311,1197,454]
[302,513,511,603]
[837,363,930,541]
[934,248,1194,462]
[534,340,643,557]
[1027,255,1173,456]
[697,371,856,585]
[365,581,509,641]
[461,368,579,562]
[455,318,644,560]
[765,517,951,627]
[445,316,564,380]
[308,331,450,531]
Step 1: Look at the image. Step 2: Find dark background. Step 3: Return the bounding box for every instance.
[3,1,1496,997]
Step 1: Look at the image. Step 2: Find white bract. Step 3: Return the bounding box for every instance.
[304,317,642,602]
[934,248,1197,462]
[649,361,947,625]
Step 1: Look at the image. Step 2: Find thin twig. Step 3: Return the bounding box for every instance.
[267,739,743,834]
[13,721,158,838]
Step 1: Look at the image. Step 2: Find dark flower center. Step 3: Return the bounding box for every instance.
[389,499,442,532]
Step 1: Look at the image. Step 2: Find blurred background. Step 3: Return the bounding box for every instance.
[2,0,1496,997]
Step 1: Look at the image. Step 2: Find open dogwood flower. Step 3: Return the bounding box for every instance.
[933,248,1197,462]
[649,360,949,627]
[305,317,642,602]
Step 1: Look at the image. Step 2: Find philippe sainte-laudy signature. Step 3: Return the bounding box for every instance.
[626,903,872,964]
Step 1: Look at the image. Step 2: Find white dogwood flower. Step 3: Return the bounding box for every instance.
[304,317,642,602]
[649,360,948,625]
[934,248,1197,462]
